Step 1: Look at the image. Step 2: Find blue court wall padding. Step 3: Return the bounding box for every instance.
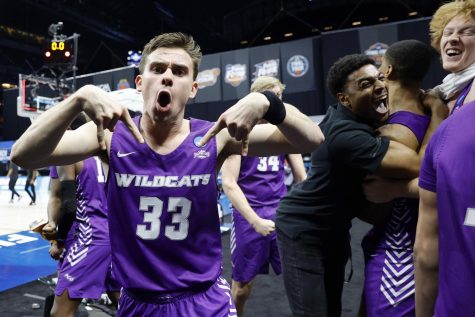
[0,141,14,163]
[195,53,223,103]
[221,48,251,101]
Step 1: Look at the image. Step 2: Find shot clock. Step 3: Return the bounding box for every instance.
[43,39,73,65]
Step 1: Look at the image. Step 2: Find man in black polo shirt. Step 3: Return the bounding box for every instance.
[275,54,420,317]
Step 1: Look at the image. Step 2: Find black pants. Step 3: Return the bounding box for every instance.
[9,178,20,200]
[277,228,350,317]
[25,183,36,203]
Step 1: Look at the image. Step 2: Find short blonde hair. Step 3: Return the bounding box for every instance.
[430,0,475,52]
[139,32,202,79]
[250,76,285,93]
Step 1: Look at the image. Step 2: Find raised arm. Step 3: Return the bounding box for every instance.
[11,85,142,169]
[414,188,439,317]
[286,154,307,183]
[221,155,275,236]
[201,92,324,158]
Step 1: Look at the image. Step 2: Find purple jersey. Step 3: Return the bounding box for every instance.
[362,111,430,316]
[108,117,221,293]
[236,155,286,208]
[56,157,114,299]
[49,166,58,179]
[388,111,430,144]
[71,157,109,245]
[419,101,475,317]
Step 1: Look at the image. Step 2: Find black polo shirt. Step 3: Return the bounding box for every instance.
[276,103,389,239]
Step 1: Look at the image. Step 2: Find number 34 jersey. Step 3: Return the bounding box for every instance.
[108,117,221,293]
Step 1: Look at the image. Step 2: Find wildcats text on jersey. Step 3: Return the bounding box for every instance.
[115,173,211,188]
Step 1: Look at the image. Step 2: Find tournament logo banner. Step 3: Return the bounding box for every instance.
[364,42,388,67]
[287,55,309,78]
[252,59,280,81]
[280,38,315,93]
[250,43,281,83]
[195,53,222,103]
[359,24,397,67]
[196,68,221,89]
[225,64,247,87]
[221,48,250,101]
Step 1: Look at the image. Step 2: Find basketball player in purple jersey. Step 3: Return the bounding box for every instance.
[415,2,475,316]
[359,40,447,317]
[11,33,324,316]
[48,157,120,317]
[222,76,307,316]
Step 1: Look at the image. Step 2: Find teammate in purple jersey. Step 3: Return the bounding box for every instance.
[49,157,120,317]
[415,2,475,316]
[359,40,447,317]
[11,32,323,317]
[417,102,475,317]
[222,76,307,316]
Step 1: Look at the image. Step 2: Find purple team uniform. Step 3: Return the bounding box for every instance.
[362,111,430,316]
[419,101,475,317]
[109,117,236,317]
[231,155,286,282]
[49,166,58,179]
[55,157,119,299]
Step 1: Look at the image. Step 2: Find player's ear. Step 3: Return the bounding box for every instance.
[189,81,198,99]
[135,75,143,92]
[337,93,351,108]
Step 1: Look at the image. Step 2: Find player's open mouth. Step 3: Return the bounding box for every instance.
[158,90,171,108]
[374,96,388,114]
[446,48,462,57]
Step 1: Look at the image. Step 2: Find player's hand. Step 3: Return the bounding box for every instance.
[363,175,397,203]
[77,85,144,150]
[199,92,269,155]
[49,241,64,260]
[251,217,275,237]
[420,90,449,119]
[42,221,57,240]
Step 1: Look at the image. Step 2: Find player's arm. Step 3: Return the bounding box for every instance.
[42,176,61,240]
[202,92,324,157]
[374,140,420,178]
[286,154,307,183]
[11,85,142,169]
[221,155,275,236]
[55,164,78,248]
[414,188,438,317]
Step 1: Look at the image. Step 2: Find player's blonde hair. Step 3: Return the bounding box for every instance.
[430,0,475,52]
[250,76,285,93]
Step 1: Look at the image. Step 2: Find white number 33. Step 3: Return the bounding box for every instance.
[136,196,191,240]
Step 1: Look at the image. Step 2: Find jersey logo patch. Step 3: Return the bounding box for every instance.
[193,149,210,159]
[117,151,136,158]
[193,136,205,148]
